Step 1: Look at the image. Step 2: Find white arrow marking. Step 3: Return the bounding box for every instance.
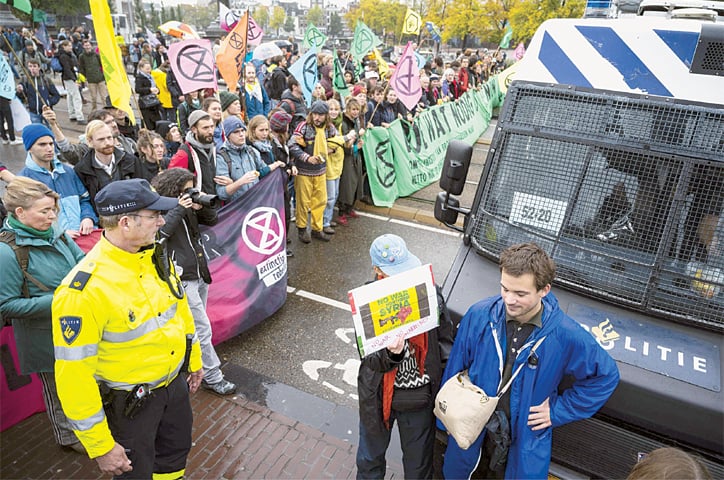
[334,359,361,387]
[322,381,345,394]
[335,328,356,344]
[302,360,331,381]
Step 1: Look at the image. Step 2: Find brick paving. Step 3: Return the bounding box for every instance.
[0,389,403,479]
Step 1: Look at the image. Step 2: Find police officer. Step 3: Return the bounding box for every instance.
[52,178,203,478]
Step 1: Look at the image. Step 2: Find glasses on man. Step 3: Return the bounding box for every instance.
[129,212,163,221]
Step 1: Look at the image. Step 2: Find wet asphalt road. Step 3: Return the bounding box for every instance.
[215,213,463,410]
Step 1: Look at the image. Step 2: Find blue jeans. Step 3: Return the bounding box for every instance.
[323,177,340,227]
[356,407,435,479]
[29,112,49,126]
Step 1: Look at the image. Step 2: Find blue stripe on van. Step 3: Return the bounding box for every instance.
[654,29,699,68]
[539,31,592,88]
[576,25,672,97]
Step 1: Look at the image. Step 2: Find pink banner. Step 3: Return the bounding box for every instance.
[168,39,217,95]
[247,17,264,46]
[0,326,45,432]
[389,41,421,111]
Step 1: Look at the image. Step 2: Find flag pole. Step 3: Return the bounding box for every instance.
[1,35,49,109]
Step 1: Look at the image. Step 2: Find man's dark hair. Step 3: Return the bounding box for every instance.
[287,76,299,90]
[499,243,556,291]
[88,109,112,122]
[151,167,194,198]
[26,58,40,66]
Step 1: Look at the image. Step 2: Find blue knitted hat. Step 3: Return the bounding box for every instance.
[22,123,54,151]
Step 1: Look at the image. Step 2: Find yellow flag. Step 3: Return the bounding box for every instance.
[216,11,248,94]
[373,48,390,79]
[402,8,421,36]
[89,0,135,124]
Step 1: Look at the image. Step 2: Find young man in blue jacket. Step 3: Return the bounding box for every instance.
[441,242,619,479]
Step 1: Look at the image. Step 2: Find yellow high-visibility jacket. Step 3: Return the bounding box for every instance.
[52,235,202,458]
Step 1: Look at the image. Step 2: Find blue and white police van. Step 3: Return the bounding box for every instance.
[435,2,723,477]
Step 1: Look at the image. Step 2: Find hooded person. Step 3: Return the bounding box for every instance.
[356,234,454,480]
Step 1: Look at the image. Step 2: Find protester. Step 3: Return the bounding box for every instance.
[136,129,167,181]
[78,39,107,112]
[215,116,284,203]
[152,61,174,122]
[52,178,203,478]
[322,99,347,235]
[165,67,183,122]
[0,96,18,145]
[16,59,60,125]
[318,64,334,100]
[103,95,139,141]
[0,177,86,453]
[169,110,218,195]
[155,120,182,160]
[128,39,140,75]
[442,68,460,101]
[264,55,289,108]
[57,40,85,124]
[243,63,271,120]
[135,58,163,130]
[177,89,202,135]
[627,447,712,480]
[152,44,168,69]
[56,120,142,212]
[268,110,296,256]
[152,168,237,395]
[356,234,454,479]
[428,74,443,105]
[366,86,386,127]
[219,90,241,120]
[202,97,224,151]
[19,39,50,71]
[18,123,97,238]
[337,97,365,225]
[279,76,308,132]
[247,115,275,165]
[418,76,431,109]
[87,107,138,157]
[288,101,347,243]
[441,242,619,479]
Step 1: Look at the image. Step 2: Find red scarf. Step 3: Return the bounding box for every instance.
[382,332,428,429]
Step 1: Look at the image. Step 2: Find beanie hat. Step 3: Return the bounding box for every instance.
[222,116,246,135]
[155,120,175,139]
[352,84,366,97]
[269,111,292,133]
[310,100,329,115]
[22,123,54,151]
[219,90,239,112]
[187,110,210,129]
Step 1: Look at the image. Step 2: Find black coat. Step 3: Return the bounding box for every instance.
[74,147,142,212]
[57,49,77,81]
[357,286,455,434]
[159,204,217,283]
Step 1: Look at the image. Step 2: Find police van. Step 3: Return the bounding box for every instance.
[434,3,723,477]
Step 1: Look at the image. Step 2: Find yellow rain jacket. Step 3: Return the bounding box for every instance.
[52,235,202,458]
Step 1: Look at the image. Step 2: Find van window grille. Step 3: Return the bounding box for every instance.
[473,83,723,330]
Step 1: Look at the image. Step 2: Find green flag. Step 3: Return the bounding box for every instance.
[332,50,350,99]
[350,21,382,63]
[33,9,47,22]
[499,22,513,49]
[303,23,328,49]
[0,0,31,14]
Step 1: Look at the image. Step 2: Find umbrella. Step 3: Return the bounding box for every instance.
[252,41,283,61]
[158,21,200,40]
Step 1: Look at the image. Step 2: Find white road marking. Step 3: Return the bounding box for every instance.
[322,381,345,394]
[335,328,356,344]
[356,211,389,221]
[302,360,331,381]
[294,289,351,311]
[349,393,359,400]
[388,218,461,237]
[334,359,361,387]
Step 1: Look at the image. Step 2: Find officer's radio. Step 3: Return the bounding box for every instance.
[153,236,184,299]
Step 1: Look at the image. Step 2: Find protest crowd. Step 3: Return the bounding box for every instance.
[3,7,706,480]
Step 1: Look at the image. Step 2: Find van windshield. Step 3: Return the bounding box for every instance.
[471,83,724,330]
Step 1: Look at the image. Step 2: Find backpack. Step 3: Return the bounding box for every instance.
[50,56,63,73]
[0,230,56,299]
[262,70,275,98]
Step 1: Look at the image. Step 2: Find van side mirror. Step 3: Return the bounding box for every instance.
[440,140,473,195]
[434,140,473,232]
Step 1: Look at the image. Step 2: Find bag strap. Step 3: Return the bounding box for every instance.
[497,335,546,397]
[0,230,52,297]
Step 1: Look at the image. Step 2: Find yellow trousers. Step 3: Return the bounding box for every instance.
[295,174,327,232]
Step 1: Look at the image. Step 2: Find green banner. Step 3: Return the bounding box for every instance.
[362,77,504,207]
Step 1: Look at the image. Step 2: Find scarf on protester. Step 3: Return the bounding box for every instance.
[245,81,263,103]
[185,130,215,190]
[252,139,275,163]
[313,127,328,163]
[139,71,156,89]
[8,214,54,241]
[382,333,428,429]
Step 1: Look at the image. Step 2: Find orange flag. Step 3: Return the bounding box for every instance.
[216,11,248,93]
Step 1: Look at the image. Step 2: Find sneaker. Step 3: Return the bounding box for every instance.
[201,378,237,395]
[336,214,348,226]
[323,226,336,235]
[311,230,331,242]
[76,119,87,125]
[348,210,359,218]
[298,228,311,244]
[69,117,77,122]
[1,139,8,145]
[9,139,22,145]
[286,249,294,257]
[330,220,338,227]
